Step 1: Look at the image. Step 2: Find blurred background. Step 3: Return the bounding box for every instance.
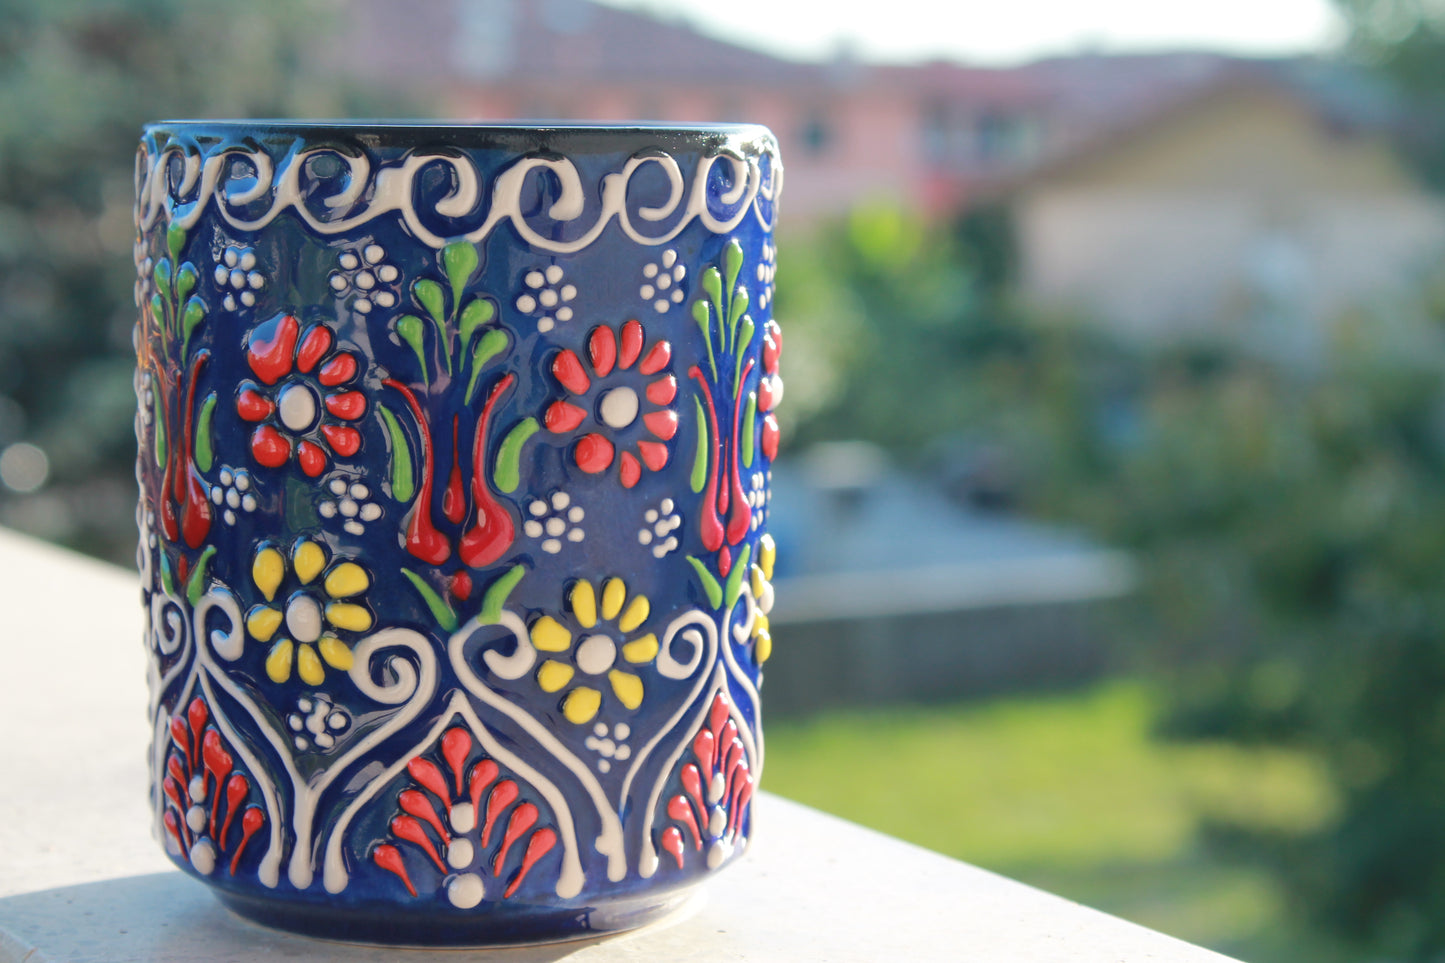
[9,0,1445,958]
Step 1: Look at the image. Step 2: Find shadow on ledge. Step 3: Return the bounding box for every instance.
[0,872,692,962]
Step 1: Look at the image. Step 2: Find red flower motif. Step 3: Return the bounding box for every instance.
[236,314,367,477]
[544,320,676,488]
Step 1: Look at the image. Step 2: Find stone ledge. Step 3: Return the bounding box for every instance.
[0,527,1239,962]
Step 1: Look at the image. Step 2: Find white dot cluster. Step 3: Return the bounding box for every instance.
[641,249,686,313]
[136,369,154,426]
[515,265,576,332]
[214,246,264,311]
[584,722,632,773]
[524,490,584,554]
[757,240,777,310]
[638,498,681,558]
[747,471,771,531]
[209,466,257,526]
[134,371,151,442]
[134,243,151,308]
[329,244,399,314]
[319,476,382,536]
[287,694,350,751]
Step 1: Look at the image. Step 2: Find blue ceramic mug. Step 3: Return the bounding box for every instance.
[133,121,783,944]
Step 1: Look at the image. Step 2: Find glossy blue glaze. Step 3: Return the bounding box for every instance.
[133,122,782,945]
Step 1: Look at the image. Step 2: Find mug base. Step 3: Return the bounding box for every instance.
[212,886,698,947]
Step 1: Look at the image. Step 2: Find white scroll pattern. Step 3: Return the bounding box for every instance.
[135,139,782,254]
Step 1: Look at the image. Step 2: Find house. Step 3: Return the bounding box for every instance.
[323,0,1054,225]
[1007,62,1445,338]
[323,1,1445,336]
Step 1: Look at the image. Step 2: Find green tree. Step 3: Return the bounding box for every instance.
[777,204,1126,497]
[1334,0,1445,187]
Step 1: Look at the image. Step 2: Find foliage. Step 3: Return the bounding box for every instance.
[1333,0,1445,189]
[780,205,1445,959]
[0,0,397,559]
[779,203,1022,454]
[777,204,1130,492]
[764,681,1354,961]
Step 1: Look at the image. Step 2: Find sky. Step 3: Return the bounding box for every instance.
[597,0,1345,66]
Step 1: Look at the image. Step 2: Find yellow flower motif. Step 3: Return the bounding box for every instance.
[749,534,777,664]
[529,576,657,725]
[246,538,373,686]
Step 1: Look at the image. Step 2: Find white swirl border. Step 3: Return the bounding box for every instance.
[135,140,782,254]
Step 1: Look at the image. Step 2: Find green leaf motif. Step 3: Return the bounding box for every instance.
[687,556,724,610]
[166,222,187,266]
[378,404,415,503]
[182,296,206,358]
[733,311,755,395]
[459,297,495,347]
[466,328,509,404]
[153,259,172,304]
[480,564,526,625]
[691,396,708,493]
[176,262,198,305]
[724,238,744,294]
[187,545,217,606]
[149,294,165,328]
[402,567,459,633]
[702,266,723,319]
[738,314,756,352]
[473,326,508,367]
[413,279,446,325]
[729,284,750,332]
[494,418,539,493]
[396,315,428,384]
[693,298,718,380]
[153,395,167,468]
[159,550,177,598]
[724,544,752,610]
[741,391,757,469]
[194,392,216,472]
[443,241,479,307]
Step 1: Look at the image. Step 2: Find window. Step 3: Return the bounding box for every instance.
[977,112,1012,162]
[799,110,833,157]
[921,102,1039,169]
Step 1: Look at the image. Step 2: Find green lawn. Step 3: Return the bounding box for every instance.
[761,681,1358,962]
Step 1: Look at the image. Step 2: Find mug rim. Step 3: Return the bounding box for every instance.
[142,119,777,152]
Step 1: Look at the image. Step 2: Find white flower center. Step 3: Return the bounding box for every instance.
[599,387,638,429]
[286,595,323,643]
[575,634,617,675]
[278,383,318,432]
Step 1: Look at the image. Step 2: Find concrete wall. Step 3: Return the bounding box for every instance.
[762,599,1121,717]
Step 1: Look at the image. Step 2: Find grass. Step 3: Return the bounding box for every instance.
[761,680,1357,962]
